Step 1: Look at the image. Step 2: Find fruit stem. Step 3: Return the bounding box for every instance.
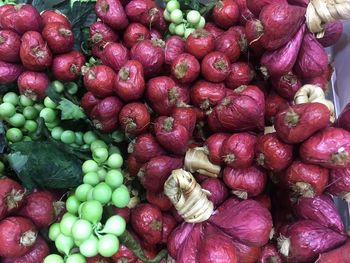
[224,154,236,164]
[232,190,248,199]
[151,38,165,48]
[174,62,188,79]
[59,28,72,37]
[20,230,37,247]
[292,182,315,198]
[277,235,290,257]
[234,85,247,93]
[162,117,174,132]
[168,87,179,104]
[214,58,227,71]
[256,153,265,166]
[119,67,130,81]
[332,147,349,164]
[285,109,300,127]
[91,33,103,44]
[0,36,5,44]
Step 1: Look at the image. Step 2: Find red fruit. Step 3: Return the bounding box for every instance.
[165,35,185,65]
[42,22,74,54]
[0,216,37,257]
[317,21,343,48]
[111,244,137,263]
[153,8,167,33]
[171,53,200,84]
[2,235,49,263]
[0,5,16,28]
[317,240,350,263]
[146,191,172,211]
[119,102,150,135]
[201,51,230,82]
[171,107,197,135]
[1,4,42,35]
[225,62,254,89]
[113,207,131,223]
[204,22,224,38]
[90,96,123,132]
[285,160,329,197]
[19,31,52,71]
[114,60,145,102]
[246,0,286,17]
[275,103,331,144]
[128,133,165,163]
[0,30,21,62]
[201,178,229,207]
[81,91,101,115]
[223,165,267,198]
[161,213,177,244]
[17,191,63,228]
[126,0,161,26]
[212,0,240,29]
[52,50,85,81]
[154,116,190,155]
[258,244,282,263]
[123,22,151,48]
[17,71,49,101]
[138,155,183,193]
[91,43,105,59]
[190,80,226,111]
[100,42,130,72]
[127,154,143,177]
[254,194,272,211]
[271,72,302,100]
[221,132,257,168]
[185,29,215,60]
[130,39,165,77]
[95,0,129,30]
[146,76,190,115]
[83,65,116,98]
[255,133,294,172]
[0,178,25,220]
[41,10,71,28]
[235,0,255,25]
[215,32,241,63]
[245,19,264,56]
[205,133,230,165]
[265,92,289,124]
[89,21,118,45]
[0,61,23,84]
[87,255,112,263]
[131,203,163,245]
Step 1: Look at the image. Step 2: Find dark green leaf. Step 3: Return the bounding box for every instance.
[0,122,6,154]
[58,98,86,120]
[31,0,66,11]
[46,82,62,103]
[8,141,83,190]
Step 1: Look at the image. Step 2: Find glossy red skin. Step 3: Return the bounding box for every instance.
[20,31,52,71]
[172,107,197,135]
[90,96,123,132]
[205,133,230,165]
[226,62,254,89]
[271,72,301,99]
[138,155,183,193]
[89,21,118,45]
[317,21,343,48]
[257,244,282,263]
[204,22,224,39]
[165,36,185,65]
[2,235,49,263]
[221,132,257,168]
[227,26,248,53]
[231,239,262,263]
[17,71,49,101]
[161,213,177,244]
[131,203,163,245]
[83,65,116,98]
[275,103,331,144]
[87,255,112,263]
[201,178,229,207]
[214,85,265,132]
[259,3,306,50]
[223,166,267,197]
[154,116,190,155]
[317,240,350,263]
[100,42,130,72]
[0,30,21,62]
[0,61,23,84]
[1,4,42,35]
[207,108,228,133]
[336,103,350,132]
[171,53,200,84]
[42,22,74,54]
[146,191,172,211]
[91,43,105,58]
[212,0,240,29]
[129,133,166,163]
[114,60,145,102]
[123,23,150,49]
[112,244,137,263]
[0,5,14,28]
[146,76,190,115]
[81,91,101,115]
[41,10,71,28]
[167,222,197,259]
[235,0,255,25]
[285,160,329,197]
[190,80,226,111]
[125,0,160,27]
[0,216,37,257]
[283,220,347,262]
[255,133,294,172]
[112,207,130,223]
[119,102,150,135]
[201,51,230,82]
[328,168,350,197]
[265,92,289,124]
[130,39,165,78]
[253,194,272,211]
[214,32,241,63]
[95,0,128,30]
[247,0,286,16]
[245,19,264,56]
[185,29,215,60]
[17,191,59,228]
[0,178,25,220]
[52,50,85,81]
[154,7,167,33]
[127,154,143,177]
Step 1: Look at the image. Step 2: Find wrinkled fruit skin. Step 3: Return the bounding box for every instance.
[17,71,49,101]
[172,107,197,135]
[52,50,86,81]
[300,127,350,169]
[255,133,294,171]
[271,72,301,100]
[171,53,200,84]
[129,133,165,163]
[146,191,172,211]
[123,22,150,49]
[328,167,350,198]
[0,178,25,220]
[81,91,101,115]
[265,92,289,124]
[226,62,254,89]
[41,10,71,28]
[0,61,23,84]
[89,21,118,45]
[190,80,226,111]
[317,21,343,47]
[258,244,282,263]
[100,42,130,72]
[201,178,229,207]
[212,0,240,29]
[161,213,178,244]
[185,29,215,60]
[83,65,116,98]
[119,102,150,135]
[201,51,230,82]
[317,240,350,263]
[215,32,241,63]
[204,22,224,38]
[275,102,330,144]
[131,203,163,245]
[0,216,38,257]
[165,36,185,65]
[125,0,160,27]
[95,0,129,30]
[247,0,286,17]
[205,133,230,165]
[336,102,350,132]
[41,22,74,54]
[0,29,21,62]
